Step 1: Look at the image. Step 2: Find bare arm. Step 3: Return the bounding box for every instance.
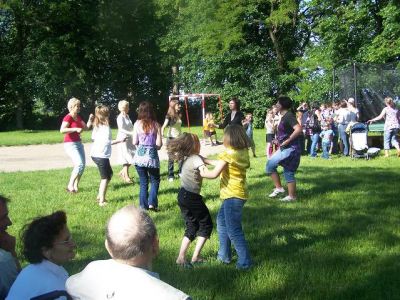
[132,123,139,145]
[203,158,219,166]
[160,118,169,137]
[156,125,163,150]
[280,123,303,148]
[60,121,82,134]
[199,160,227,179]
[368,108,386,123]
[111,137,127,145]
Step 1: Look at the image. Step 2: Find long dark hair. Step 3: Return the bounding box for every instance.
[230,97,241,111]
[137,101,157,133]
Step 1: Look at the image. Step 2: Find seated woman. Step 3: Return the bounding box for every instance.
[6,211,75,300]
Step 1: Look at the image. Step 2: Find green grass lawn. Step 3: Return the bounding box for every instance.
[1,130,400,299]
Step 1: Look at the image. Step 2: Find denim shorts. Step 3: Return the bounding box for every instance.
[266,148,296,183]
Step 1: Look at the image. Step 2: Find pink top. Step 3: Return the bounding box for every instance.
[63,114,83,142]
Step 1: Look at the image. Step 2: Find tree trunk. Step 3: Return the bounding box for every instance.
[172,65,179,95]
[268,27,285,72]
[15,98,24,129]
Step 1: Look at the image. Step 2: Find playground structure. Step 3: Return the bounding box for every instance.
[168,93,223,131]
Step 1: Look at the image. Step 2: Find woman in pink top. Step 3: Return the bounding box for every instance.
[60,98,94,192]
[368,97,400,157]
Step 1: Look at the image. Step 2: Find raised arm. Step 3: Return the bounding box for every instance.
[199,160,227,179]
[217,114,230,129]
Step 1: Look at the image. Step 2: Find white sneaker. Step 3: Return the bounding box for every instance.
[168,178,174,182]
[268,188,285,198]
[280,195,296,202]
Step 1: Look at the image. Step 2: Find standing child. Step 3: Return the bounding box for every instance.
[243,113,256,157]
[203,112,218,146]
[91,105,124,206]
[167,133,213,267]
[320,122,334,159]
[161,99,182,182]
[265,110,275,158]
[200,125,252,269]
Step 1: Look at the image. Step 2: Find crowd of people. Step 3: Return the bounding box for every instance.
[1,94,399,299]
[264,96,400,160]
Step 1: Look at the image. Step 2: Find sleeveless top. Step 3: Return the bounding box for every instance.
[133,121,160,168]
[384,106,399,131]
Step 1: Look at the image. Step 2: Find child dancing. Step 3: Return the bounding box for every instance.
[167,133,213,267]
[203,112,218,146]
[200,125,252,269]
[91,105,124,206]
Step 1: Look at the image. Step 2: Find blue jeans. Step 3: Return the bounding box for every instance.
[338,124,349,156]
[266,148,296,183]
[64,142,85,175]
[383,128,399,150]
[309,133,320,157]
[321,141,331,159]
[135,166,160,209]
[217,198,252,269]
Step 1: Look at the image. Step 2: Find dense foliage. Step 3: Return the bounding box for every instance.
[0,0,399,129]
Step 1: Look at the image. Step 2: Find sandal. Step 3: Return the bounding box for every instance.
[176,262,193,269]
[191,259,206,266]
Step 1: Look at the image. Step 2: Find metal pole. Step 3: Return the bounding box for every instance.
[184,96,190,132]
[353,62,357,106]
[202,94,205,121]
[332,68,335,103]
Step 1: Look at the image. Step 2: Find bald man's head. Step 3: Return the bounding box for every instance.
[106,205,157,261]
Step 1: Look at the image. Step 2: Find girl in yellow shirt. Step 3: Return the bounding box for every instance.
[200,125,252,269]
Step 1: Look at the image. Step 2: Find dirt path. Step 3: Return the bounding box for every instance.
[0,140,223,173]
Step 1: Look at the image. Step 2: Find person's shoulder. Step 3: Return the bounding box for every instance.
[142,273,190,300]
[63,114,72,122]
[189,154,204,168]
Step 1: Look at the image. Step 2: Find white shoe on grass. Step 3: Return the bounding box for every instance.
[280,195,296,202]
[268,188,285,198]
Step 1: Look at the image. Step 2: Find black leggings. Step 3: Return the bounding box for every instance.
[178,188,213,241]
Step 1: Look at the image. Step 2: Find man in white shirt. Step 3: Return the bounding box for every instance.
[66,205,191,300]
[0,196,20,299]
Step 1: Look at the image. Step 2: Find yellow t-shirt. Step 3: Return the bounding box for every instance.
[218,148,250,200]
[203,119,209,131]
[203,119,215,131]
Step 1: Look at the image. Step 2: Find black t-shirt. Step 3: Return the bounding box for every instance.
[278,112,299,145]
